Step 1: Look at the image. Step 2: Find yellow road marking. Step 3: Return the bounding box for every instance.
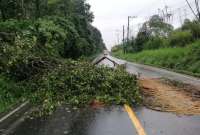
[124,104,147,135]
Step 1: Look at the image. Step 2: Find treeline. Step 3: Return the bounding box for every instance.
[0,0,106,78]
[0,0,93,21]
[112,15,200,76]
[112,15,200,53]
[0,0,105,58]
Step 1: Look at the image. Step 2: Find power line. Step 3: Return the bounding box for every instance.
[185,0,199,20]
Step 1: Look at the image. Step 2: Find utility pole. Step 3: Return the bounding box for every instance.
[162,10,166,22]
[127,16,130,42]
[127,16,137,43]
[122,25,125,54]
[184,8,188,19]
[178,8,183,25]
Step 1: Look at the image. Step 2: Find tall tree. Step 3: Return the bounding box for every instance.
[140,15,173,37]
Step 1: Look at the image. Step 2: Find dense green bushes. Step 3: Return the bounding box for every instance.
[168,30,193,47]
[182,20,200,39]
[113,41,200,76]
[26,60,141,115]
[143,36,167,50]
[0,15,106,81]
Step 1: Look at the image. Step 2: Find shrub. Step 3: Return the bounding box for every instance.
[113,40,200,76]
[169,30,193,47]
[0,19,31,33]
[143,37,166,50]
[182,20,200,40]
[111,45,123,53]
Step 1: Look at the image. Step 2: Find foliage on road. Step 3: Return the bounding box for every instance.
[25,60,141,116]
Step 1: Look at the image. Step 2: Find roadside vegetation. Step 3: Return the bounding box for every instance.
[0,75,25,113]
[112,15,200,77]
[0,0,141,114]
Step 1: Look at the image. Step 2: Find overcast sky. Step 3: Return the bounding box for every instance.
[88,0,195,50]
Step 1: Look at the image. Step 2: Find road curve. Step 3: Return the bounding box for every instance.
[107,55,200,88]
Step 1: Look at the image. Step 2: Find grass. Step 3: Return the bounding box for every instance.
[112,42,200,78]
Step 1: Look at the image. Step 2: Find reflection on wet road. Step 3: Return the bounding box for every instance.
[5,106,200,135]
[8,106,137,135]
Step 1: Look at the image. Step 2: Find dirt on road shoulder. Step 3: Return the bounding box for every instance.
[139,78,200,115]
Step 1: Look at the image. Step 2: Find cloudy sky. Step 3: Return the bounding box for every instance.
[88,0,195,50]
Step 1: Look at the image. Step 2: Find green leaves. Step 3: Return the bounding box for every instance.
[28,60,141,115]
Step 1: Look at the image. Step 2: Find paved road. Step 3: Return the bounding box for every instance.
[106,55,200,88]
[2,105,200,135]
[1,55,200,135]
[1,106,138,135]
[98,55,200,135]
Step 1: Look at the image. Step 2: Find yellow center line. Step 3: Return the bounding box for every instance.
[124,104,147,135]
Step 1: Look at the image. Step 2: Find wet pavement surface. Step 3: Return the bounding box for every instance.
[2,105,200,135]
[1,55,200,135]
[5,106,137,135]
[107,55,200,87]
[99,55,200,135]
[135,107,200,135]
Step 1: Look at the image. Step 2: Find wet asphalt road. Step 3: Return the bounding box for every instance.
[135,107,200,135]
[1,55,200,135]
[2,106,200,135]
[4,106,137,135]
[106,55,200,87]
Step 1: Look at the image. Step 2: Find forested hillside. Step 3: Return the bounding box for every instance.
[0,0,140,114]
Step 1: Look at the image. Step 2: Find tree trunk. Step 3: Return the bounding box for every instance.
[0,0,6,21]
[21,0,25,19]
[0,9,6,21]
[35,0,40,19]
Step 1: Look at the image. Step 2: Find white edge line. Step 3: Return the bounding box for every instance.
[0,101,29,123]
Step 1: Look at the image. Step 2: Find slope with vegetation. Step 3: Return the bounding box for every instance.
[112,16,200,77]
[0,0,141,114]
